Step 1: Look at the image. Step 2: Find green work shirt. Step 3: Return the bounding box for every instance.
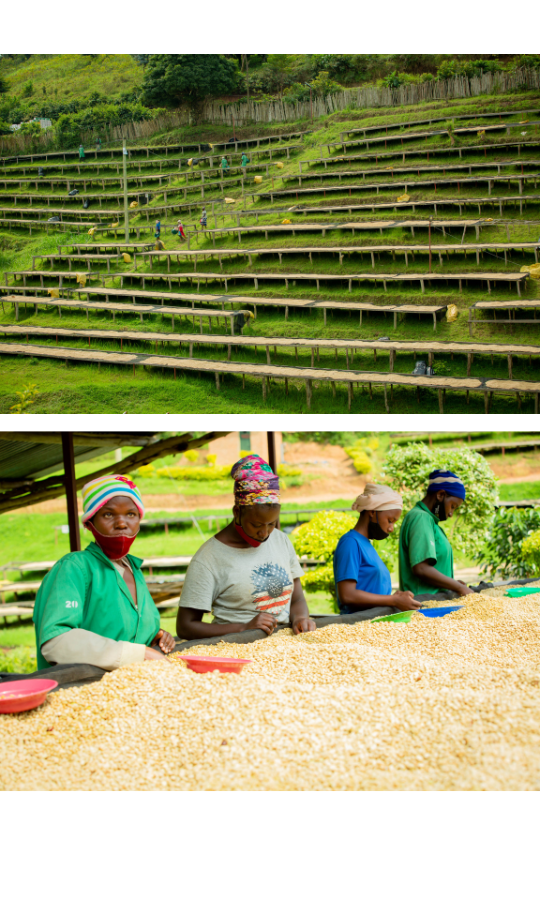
[241,154,248,166]
[221,159,229,169]
[398,501,454,595]
[33,542,160,670]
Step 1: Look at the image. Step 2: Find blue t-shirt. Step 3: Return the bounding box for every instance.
[333,529,392,613]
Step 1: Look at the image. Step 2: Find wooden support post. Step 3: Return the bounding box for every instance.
[438,389,444,414]
[305,379,312,410]
[61,432,81,552]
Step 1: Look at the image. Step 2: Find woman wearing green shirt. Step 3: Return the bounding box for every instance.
[399,469,475,598]
[33,474,175,671]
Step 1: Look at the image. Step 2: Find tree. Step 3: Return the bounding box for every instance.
[141,54,239,111]
[0,74,9,96]
[265,54,294,97]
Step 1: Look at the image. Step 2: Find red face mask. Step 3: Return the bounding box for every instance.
[234,520,268,548]
[86,521,139,560]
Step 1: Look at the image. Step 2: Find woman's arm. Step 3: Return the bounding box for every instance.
[176,607,280,640]
[41,629,151,670]
[412,562,475,595]
[289,578,316,633]
[338,580,420,611]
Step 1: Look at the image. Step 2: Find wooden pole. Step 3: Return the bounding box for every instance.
[61,432,81,552]
[122,139,129,244]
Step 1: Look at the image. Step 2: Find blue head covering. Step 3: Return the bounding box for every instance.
[426,470,466,501]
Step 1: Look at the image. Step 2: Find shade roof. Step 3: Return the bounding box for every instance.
[0,432,159,485]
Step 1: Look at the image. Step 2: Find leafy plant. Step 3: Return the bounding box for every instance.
[10,383,39,414]
[137,463,155,477]
[477,508,540,579]
[0,646,37,674]
[382,443,498,557]
[183,449,199,464]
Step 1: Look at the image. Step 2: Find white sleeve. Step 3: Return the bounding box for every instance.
[41,629,146,670]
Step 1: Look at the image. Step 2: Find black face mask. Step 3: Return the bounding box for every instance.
[368,512,389,541]
[433,498,448,521]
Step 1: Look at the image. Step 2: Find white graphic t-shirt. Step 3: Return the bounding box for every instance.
[179,530,304,624]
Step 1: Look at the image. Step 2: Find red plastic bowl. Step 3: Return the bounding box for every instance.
[0,678,58,714]
[178,655,252,674]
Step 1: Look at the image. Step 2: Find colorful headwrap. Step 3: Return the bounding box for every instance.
[81,474,145,524]
[231,454,280,506]
[352,483,403,513]
[426,469,466,501]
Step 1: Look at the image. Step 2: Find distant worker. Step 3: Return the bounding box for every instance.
[221,156,229,174]
[79,144,86,160]
[96,136,102,152]
[199,208,207,230]
[176,219,187,242]
[155,219,161,240]
[241,152,250,168]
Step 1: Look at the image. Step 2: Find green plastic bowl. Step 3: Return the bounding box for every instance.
[505,586,540,598]
[372,610,413,624]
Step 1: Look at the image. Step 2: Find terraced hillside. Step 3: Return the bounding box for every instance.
[1,93,540,414]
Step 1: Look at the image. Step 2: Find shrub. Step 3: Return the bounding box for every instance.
[0,647,36,674]
[521,530,540,576]
[277,464,302,477]
[183,449,199,464]
[137,463,155,477]
[155,465,231,481]
[477,508,540,579]
[206,453,217,466]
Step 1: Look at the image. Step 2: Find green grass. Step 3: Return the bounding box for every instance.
[499,481,540,501]
[3,54,143,103]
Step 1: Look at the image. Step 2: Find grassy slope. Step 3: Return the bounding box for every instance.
[1,91,540,413]
[2,54,143,103]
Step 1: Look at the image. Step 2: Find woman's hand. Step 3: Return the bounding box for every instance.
[150,629,176,655]
[144,646,165,661]
[242,612,278,635]
[455,581,475,596]
[391,591,421,611]
[292,616,316,634]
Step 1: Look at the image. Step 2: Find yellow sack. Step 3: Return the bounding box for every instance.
[519,120,529,124]
[446,304,459,323]
[254,175,263,184]
[281,219,292,225]
[87,227,96,236]
[154,240,165,251]
[397,193,410,202]
[224,197,236,204]
[385,166,393,170]
[521,264,540,279]
[110,221,119,228]
[477,129,486,138]
[187,158,193,167]
[122,253,132,263]
[485,218,493,222]
[48,288,59,299]
[129,201,138,209]
[76,273,87,287]
[208,144,214,150]
[275,162,284,169]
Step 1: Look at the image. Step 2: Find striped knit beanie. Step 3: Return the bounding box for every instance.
[426,470,466,501]
[81,474,145,524]
[231,454,280,506]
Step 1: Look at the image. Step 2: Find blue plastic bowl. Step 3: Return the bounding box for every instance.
[418,605,464,618]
